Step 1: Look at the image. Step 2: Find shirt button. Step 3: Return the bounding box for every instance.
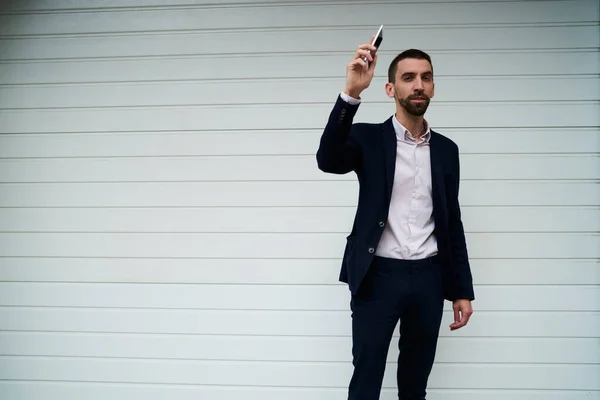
[412,193,418,199]
[368,247,375,254]
[378,221,385,227]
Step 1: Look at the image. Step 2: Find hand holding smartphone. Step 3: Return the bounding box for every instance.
[344,25,384,98]
[364,25,383,68]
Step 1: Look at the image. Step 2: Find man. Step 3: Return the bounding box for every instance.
[316,40,475,400]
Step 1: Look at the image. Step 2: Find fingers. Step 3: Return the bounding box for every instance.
[450,308,461,330]
[357,42,377,52]
[354,39,377,56]
[450,302,473,331]
[449,319,464,331]
[348,38,378,73]
[450,312,470,331]
[358,35,376,51]
[354,48,374,62]
[348,57,368,72]
[349,51,377,71]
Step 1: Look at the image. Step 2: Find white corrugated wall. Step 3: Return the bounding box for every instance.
[0,0,598,399]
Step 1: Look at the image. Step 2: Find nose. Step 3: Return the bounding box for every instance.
[414,77,424,91]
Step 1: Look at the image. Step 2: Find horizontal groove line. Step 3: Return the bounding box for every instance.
[2,0,596,16]
[0,205,597,209]
[0,74,598,88]
[1,351,599,366]
[1,331,598,340]
[2,206,596,209]
[28,26,584,38]
[0,378,597,392]
[0,17,594,36]
[0,0,593,9]
[1,178,598,183]
[0,204,600,211]
[0,256,597,260]
[0,35,595,47]
[2,0,461,14]
[0,26,594,36]
[1,127,595,133]
[0,330,597,339]
[0,354,596,366]
[0,306,597,313]
[1,153,599,160]
[26,134,584,139]
[0,125,597,134]
[0,231,596,235]
[0,283,598,287]
[5,2,593,16]
[0,21,596,39]
[1,72,599,80]
[1,100,598,111]
[0,304,600,314]
[0,281,598,286]
[0,257,594,261]
[0,47,596,63]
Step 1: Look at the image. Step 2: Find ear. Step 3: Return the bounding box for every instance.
[385,82,395,98]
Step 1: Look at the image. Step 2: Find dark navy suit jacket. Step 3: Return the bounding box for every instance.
[316,95,475,301]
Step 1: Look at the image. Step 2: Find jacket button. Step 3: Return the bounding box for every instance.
[378,221,385,227]
[368,247,375,254]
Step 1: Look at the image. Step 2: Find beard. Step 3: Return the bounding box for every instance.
[397,92,430,116]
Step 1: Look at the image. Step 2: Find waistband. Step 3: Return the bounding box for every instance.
[372,255,439,269]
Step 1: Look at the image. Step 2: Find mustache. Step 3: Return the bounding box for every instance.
[408,92,430,101]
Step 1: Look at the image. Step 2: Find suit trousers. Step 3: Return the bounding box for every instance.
[348,255,444,400]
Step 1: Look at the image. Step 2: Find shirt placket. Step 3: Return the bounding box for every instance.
[407,140,419,256]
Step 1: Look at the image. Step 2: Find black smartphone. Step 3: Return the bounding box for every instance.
[365,25,383,68]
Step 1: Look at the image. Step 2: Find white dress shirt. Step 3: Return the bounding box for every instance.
[340,92,438,260]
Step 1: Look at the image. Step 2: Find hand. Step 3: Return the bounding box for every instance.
[450,299,473,331]
[343,37,378,99]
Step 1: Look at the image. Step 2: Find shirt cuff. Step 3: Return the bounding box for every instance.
[340,91,361,105]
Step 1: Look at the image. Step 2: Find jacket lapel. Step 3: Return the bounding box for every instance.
[429,131,447,219]
[382,117,396,201]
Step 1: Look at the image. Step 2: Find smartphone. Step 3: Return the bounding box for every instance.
[365,25,383,68]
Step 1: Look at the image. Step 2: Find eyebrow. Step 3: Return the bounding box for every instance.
[401,71,433,77]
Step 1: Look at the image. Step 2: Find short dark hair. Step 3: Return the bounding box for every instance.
[387,49,433,83]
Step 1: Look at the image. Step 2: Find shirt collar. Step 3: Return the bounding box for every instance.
[392,115,431,144]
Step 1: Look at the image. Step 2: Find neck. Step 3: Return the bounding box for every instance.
[395,107,425,140]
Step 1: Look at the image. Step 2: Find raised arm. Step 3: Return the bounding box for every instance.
[316,39,379,174]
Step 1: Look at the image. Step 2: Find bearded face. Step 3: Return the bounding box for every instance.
[387,58,435,117]
[396,91,431,116]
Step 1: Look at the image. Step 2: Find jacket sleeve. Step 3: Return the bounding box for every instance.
[316,95,362,174]
[447,144,475,300]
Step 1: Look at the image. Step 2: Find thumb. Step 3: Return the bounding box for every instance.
[369,54,379,71]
